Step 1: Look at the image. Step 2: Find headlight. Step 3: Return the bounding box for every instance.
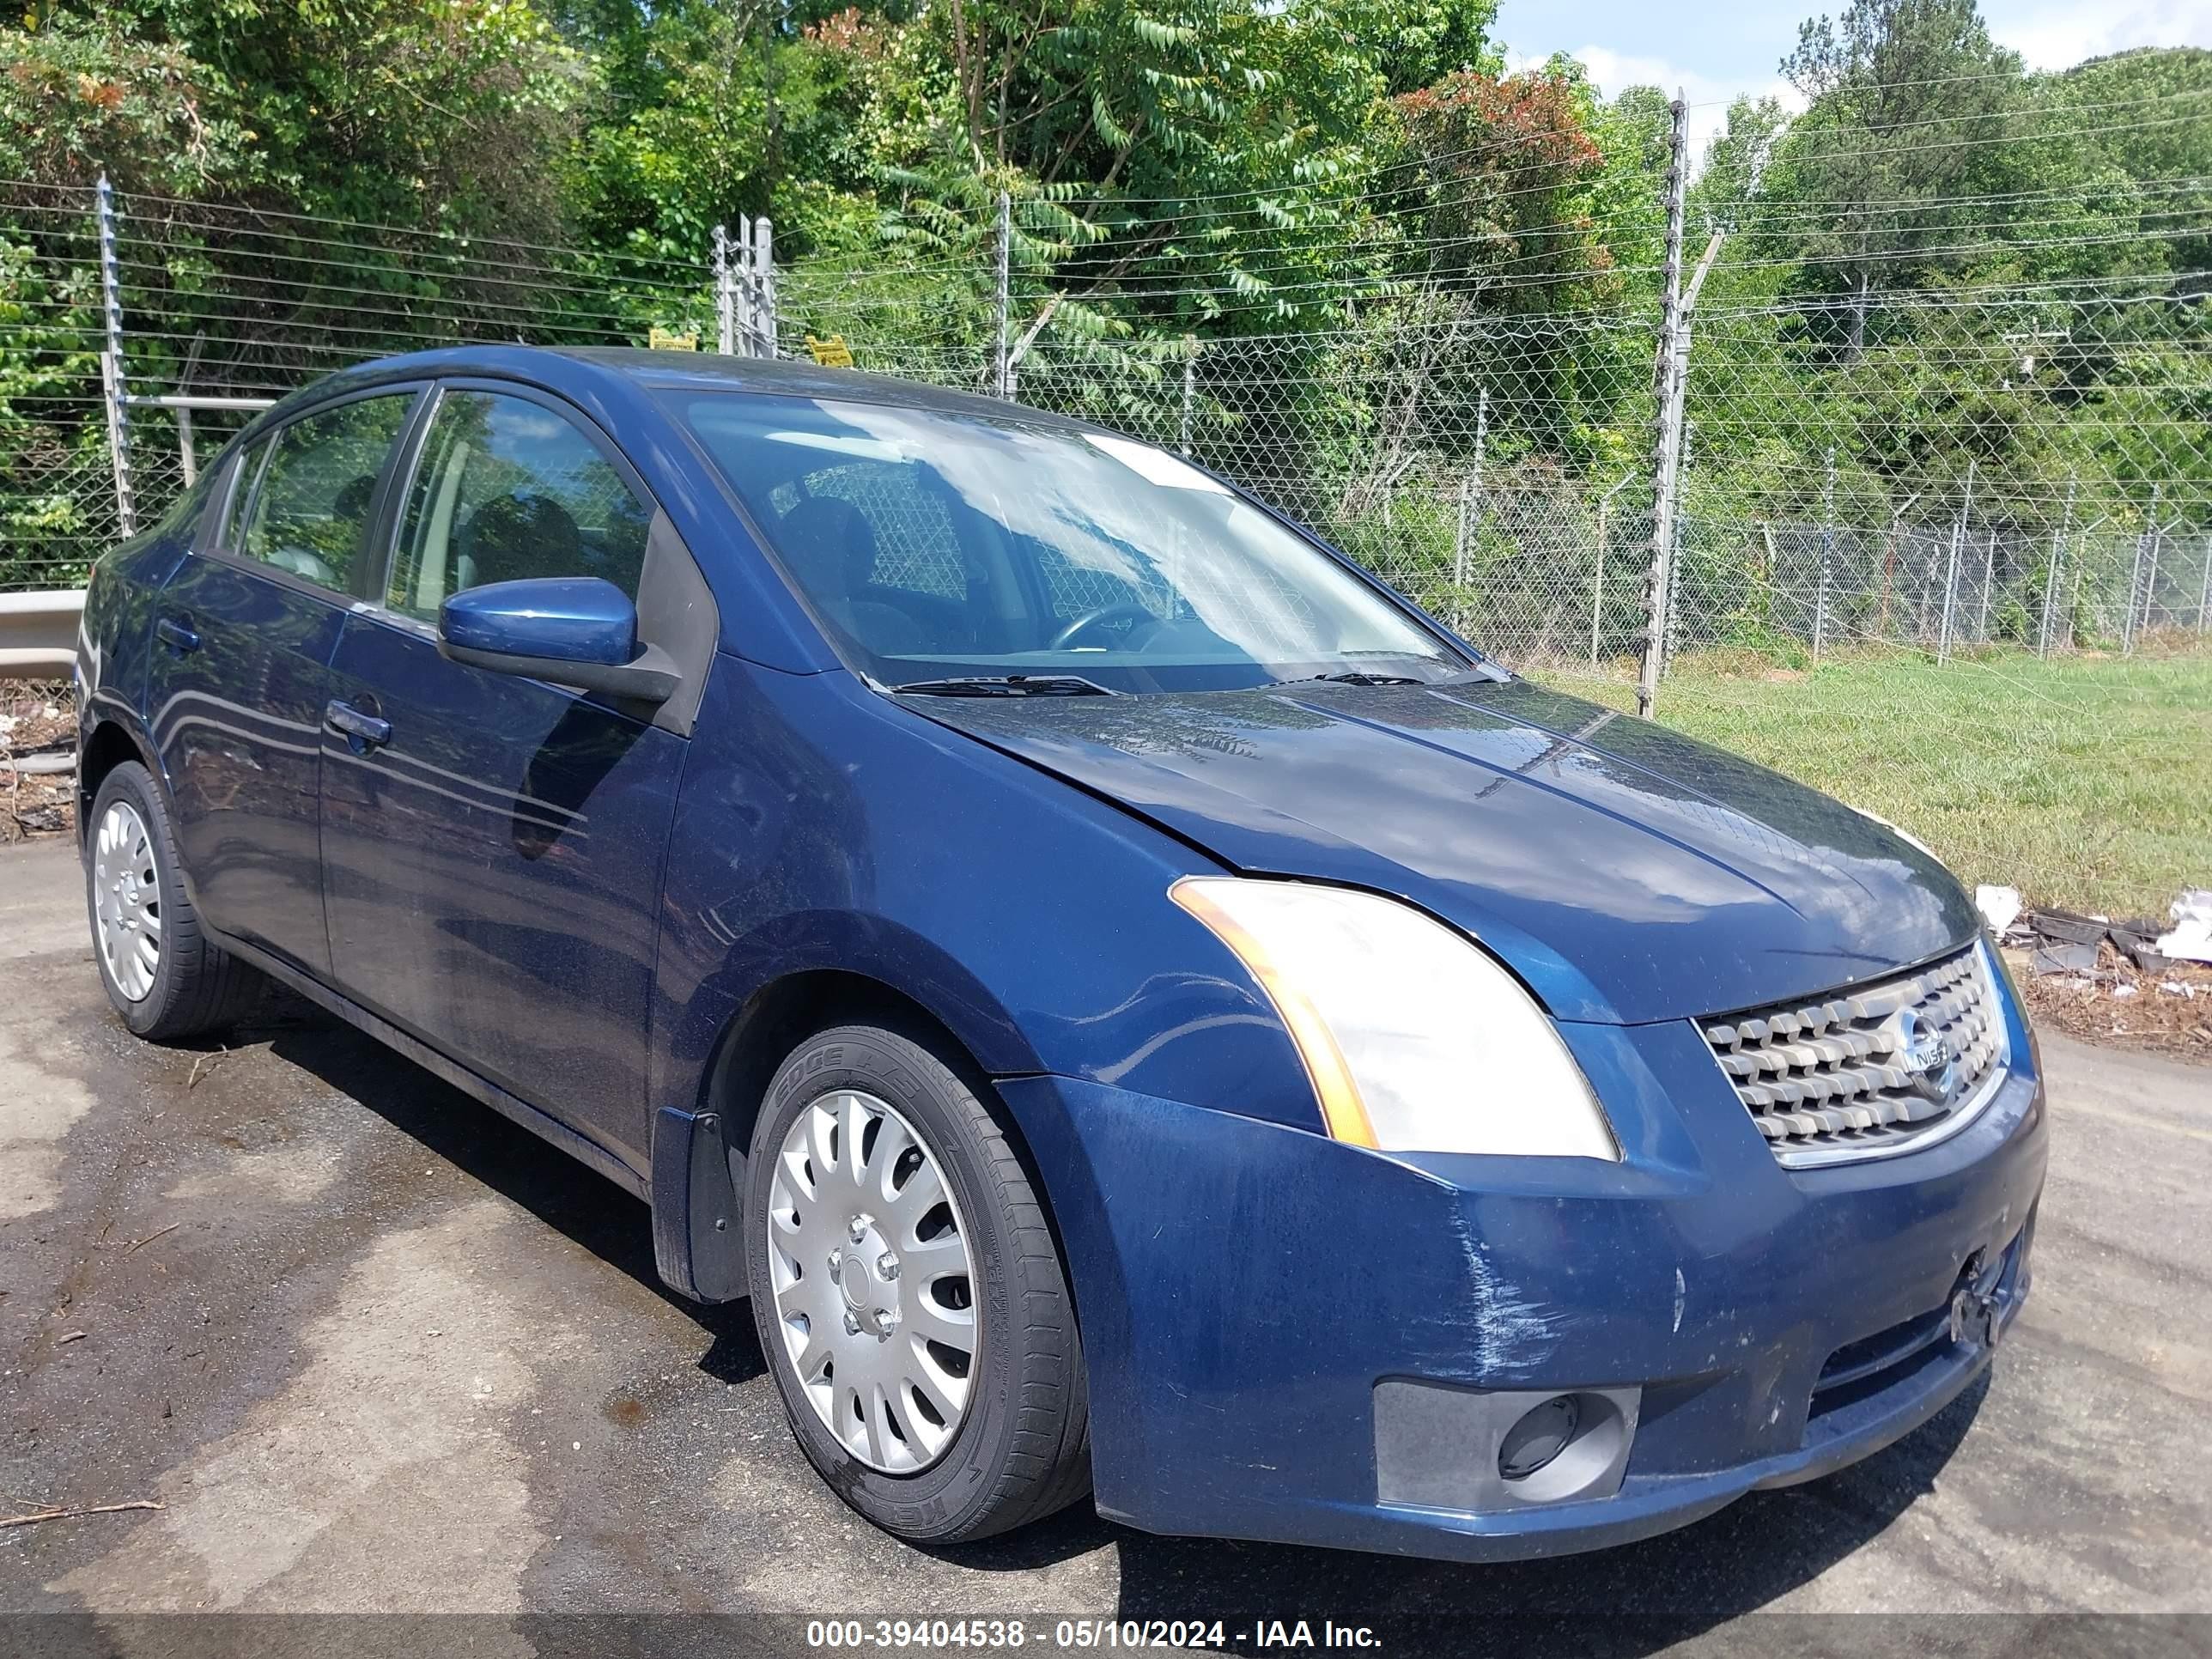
[1170,877,1619,1160]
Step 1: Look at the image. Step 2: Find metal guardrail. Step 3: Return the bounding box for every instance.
[0,590,85,680]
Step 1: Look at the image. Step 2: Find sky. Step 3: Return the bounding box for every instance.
[1496,0,2212,156]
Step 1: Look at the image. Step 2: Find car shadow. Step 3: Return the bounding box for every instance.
[240,993,766,1387]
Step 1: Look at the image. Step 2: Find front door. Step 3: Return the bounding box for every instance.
[146,388,420,979]
[319,386,687,1167]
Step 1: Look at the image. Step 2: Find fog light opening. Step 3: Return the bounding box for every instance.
[1498,1394,1581,1481]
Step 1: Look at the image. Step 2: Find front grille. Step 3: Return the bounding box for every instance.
[1703,945,2008,1163]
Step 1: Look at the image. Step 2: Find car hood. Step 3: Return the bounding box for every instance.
[915,678,1978,1024]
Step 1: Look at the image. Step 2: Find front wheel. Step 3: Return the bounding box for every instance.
[744,1024,1090,1543]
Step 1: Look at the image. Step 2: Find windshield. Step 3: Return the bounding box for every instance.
[673,392,1476,695]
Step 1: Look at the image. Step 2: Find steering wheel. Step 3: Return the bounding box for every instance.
[1048,601,1158,651]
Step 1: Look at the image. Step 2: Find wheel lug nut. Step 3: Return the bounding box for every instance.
[848,1218,866,1244]
[842,1311,861,1335]
[877,1254,898,1279]
[827,1249,842,1274]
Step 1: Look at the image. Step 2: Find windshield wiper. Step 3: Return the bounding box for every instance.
[1269,671,1428,688]
[889,674,1118,697]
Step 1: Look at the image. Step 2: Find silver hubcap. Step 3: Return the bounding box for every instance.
[767,1090,978,1474]
[92,801,161,1003]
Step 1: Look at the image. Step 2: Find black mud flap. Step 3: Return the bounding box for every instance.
[650,1106,748,1304]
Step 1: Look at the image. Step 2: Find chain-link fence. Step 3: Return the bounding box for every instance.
[4,155,2209,691]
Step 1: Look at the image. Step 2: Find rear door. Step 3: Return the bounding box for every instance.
[146,387,422,979]
[319,383,698,1168]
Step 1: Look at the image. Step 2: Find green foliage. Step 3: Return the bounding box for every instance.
[0,13,256,193]
[0,0,2207,618]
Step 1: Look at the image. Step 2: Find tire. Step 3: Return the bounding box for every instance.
[85,760,266,1042]
[744,1023,1091,1544]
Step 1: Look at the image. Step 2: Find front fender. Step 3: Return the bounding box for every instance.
[646,655,1326,1139]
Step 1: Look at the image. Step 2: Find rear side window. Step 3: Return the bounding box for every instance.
[386,390,652,621]
[239,395,415,593]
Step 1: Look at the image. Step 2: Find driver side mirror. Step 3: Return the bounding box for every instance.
[438,576,678,704]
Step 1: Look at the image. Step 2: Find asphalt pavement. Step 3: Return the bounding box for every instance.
[3,832,2208,1656]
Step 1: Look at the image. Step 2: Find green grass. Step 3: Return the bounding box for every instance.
[1544,647,2212,921]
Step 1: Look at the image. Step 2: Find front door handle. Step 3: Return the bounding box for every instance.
[155,617,199,653]
[325,699,392,750]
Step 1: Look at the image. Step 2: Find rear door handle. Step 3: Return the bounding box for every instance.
[155,617,199,653]
[325,699,392,749]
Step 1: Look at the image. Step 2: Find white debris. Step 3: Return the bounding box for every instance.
[2160,980,2196,999]
[1975,884,2023,937]
[2112,984,2138,1000]
[2154,890,2212,965]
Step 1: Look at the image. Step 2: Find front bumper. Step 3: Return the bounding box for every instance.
[995,1008,2047,1563]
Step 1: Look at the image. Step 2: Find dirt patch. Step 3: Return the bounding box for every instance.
[2011,944,2212,1065]
[2,681,75,842]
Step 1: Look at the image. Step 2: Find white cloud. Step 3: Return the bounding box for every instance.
[1507,44,1804,166]
[1987,0,2212,70]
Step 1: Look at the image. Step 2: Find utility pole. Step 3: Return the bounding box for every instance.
[96,173,136,539]
[992,191,1012,399]
[1636,94,1692,719]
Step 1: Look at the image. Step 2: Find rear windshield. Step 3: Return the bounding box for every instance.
[673,392,1474,695]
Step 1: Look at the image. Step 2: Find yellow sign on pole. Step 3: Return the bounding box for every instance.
[805,333,855,368]
[649,326,699,351]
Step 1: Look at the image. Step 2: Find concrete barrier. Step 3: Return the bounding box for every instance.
[0,590,86,680]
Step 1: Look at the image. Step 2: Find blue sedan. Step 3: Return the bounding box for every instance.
[74,345,2045,1559]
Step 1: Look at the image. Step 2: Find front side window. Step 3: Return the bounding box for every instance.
[675,393,1471,695]
[216,438,270,552]
[387,390,652,621]
[239,394,414,593]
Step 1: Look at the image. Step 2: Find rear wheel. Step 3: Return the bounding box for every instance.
[745,1024,1090,1543]
[86,761,265,1041]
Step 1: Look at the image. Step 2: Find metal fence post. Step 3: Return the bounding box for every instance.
[1977,527,1996,641]
[1939,459,1972,663]
[1592,472,1633,671]
[95,173,137,540]
[757,216,776,357]
[2143,506,2164,641]
[2039,474,2075,657]
[1636,94,1690,719]
[992,191,1012,399]
[2197,532,2210,634]
[1450,386,1490,598]
[1814,446,1835,664]
[714,224,735,355]
[2124,483,2158,653]
[1179,338,1198,456]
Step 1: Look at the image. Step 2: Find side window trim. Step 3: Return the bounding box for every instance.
[370,376,667,622]
[361,374,718,739]
[204,382,428,602]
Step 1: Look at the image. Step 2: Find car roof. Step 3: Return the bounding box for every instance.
[295,343,1078,431]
